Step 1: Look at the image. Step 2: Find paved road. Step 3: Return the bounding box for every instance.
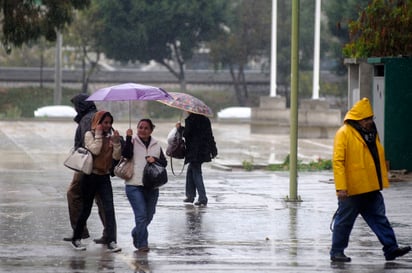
[0,121,411,273]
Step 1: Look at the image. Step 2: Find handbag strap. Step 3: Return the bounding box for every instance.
[170,157,185,176]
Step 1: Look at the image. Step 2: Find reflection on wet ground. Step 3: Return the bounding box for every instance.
[0,121,411,272]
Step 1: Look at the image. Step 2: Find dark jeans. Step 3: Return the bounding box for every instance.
[125,185,159,248]
[185,162,207,203]
[73,174,117,243]
[330,191,398,257]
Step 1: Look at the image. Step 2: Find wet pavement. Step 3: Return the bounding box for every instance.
[0,120,411,273]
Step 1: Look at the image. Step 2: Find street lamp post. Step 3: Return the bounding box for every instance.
[270,0,277,97]
[312,0,321,100]
[54,30,62,105]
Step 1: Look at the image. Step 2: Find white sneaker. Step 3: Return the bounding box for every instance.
[71,240,86,251]
[107,241,121,252]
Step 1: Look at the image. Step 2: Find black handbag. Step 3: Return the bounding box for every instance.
[142,161,168,189]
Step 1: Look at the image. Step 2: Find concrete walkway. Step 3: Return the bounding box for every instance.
[0,120,411,273]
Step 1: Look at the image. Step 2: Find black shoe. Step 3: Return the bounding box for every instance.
[71,240,86,251]
[331,253,351,262]
[385,246,411,261]
[93,237,107,244]
[183,198,194,203]
[194,201,207,206]
[107,241,122,253]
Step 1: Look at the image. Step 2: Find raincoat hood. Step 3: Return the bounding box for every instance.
[71,94,97,123]
[344,97,374,122]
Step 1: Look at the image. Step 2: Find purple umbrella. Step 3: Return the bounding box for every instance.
[87,83,171,101]
[87,83,172,127]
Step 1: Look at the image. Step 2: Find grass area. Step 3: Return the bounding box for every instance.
[0,86,243,119]
[242,154,332,172]
[267,159,332,171]
[267,154,332,171]
[0,87,81,118]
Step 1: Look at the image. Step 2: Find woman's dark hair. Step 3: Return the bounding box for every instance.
[138,118,155,130]
[99,112,114,124]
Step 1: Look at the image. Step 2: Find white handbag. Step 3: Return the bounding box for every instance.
[64,147,93,174]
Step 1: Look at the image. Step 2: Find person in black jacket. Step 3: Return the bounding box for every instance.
[177,113,217,206]
[64,94,107,244]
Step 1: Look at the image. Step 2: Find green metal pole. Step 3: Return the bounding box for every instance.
[288,0,300,202]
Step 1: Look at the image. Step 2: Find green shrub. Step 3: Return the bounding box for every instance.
[267,155,332,172]
[0,87,80,118]
[242,160,254,171]
[5,105,22,118]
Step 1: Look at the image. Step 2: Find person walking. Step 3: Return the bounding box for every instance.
[177,112,217,206]
[330,97,411,262]
[121,119,167,252]
[71,110,122,252]
[64,94,107,244]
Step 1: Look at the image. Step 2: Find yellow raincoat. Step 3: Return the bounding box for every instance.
[333,98,389,196]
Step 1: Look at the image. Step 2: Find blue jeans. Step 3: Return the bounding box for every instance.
[186,162,207,203]
[330,191,398,257]
[73,174,116,243]
[125,185,159,249]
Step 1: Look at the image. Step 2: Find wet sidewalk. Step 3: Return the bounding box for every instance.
[0,120,411,273]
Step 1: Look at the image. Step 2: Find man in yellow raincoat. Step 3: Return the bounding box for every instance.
[330,98,410,262]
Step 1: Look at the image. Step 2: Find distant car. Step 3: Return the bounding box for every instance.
[34,105,77,118]
[217,107,251,120]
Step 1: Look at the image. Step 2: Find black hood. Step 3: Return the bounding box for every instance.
[71,93,97,123]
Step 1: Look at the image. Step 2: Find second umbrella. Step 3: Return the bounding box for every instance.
[156,92,213,118]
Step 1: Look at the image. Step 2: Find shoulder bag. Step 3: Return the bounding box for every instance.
[114,157,134,180]
[64,147,93,175]
[166,127,185,159]
[166,127,186,176]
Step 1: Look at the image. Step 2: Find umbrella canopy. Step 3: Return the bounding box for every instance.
[87,83,172,127]
[157,92,213,117]
[87,83,171,101]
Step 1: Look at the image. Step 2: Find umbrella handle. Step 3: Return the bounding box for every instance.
[129,101,131,128]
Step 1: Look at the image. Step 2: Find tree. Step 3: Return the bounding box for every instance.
[343,0,412,58]
[276,0,320,97]
[64,0,103,93]
[209,0,271,106]
[323,0,369,73]
[0,0,90,51]
[95,0,227,91]
[0,38,54,66]
[209,0,324,105]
